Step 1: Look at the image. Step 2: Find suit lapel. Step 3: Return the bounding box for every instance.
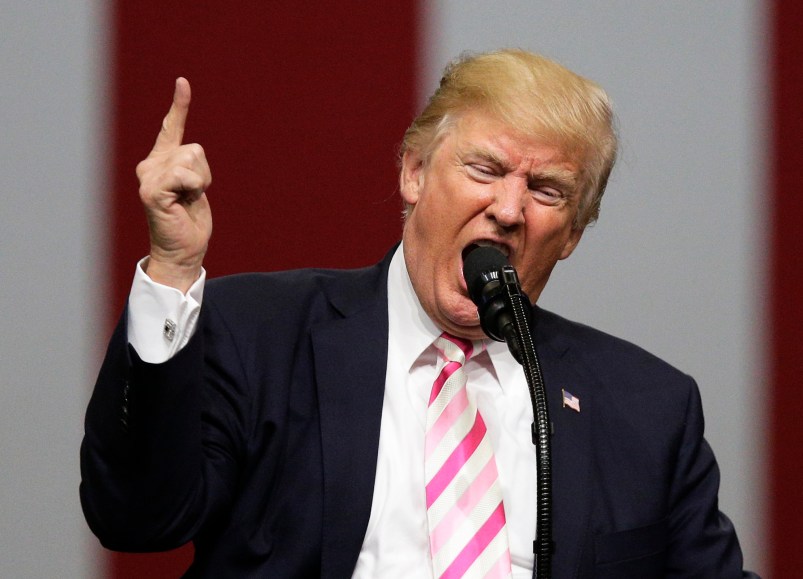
[535,311,595,578]
[308,258,597,578]
[312,258,390,579]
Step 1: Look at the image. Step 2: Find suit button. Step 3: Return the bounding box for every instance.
[120,380,131,431]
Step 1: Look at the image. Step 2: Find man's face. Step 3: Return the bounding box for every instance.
[400,110,585,340]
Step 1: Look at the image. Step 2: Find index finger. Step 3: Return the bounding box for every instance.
[151,77,191,154]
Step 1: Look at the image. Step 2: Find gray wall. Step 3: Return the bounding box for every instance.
[424,1,767,573]
[0,0,106,577]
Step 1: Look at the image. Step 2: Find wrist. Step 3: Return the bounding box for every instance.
[144,254,203,294]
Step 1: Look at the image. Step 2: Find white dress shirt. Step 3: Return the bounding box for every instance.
[127,246,537,577]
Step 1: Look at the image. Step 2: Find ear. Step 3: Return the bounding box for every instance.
[399,149,425,206]
[558,226,584,260]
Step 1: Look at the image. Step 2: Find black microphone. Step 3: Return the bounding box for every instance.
[465,247,554,575]
[463,245,525,360]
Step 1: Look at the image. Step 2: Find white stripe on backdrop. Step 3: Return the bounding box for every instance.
[0,0,108,577]
[0,1,767,577]
[422,1,767,573]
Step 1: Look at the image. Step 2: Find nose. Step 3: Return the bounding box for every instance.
[486,177,526,228]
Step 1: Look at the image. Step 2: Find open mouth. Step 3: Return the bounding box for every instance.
[461,244,478,264]
[460,241,512,297]
[461,240,510,263]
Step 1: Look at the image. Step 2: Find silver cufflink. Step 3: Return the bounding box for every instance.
[163,319,177,342]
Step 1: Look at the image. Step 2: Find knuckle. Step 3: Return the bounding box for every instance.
[173,147,196,167]
[186,143,206,160]
[135,159,150,178]
[168,165,187,181]
[138,183,155,202]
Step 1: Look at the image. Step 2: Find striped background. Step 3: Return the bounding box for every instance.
[2,1,800,577]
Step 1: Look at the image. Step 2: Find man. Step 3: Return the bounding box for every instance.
[81,50,756,577]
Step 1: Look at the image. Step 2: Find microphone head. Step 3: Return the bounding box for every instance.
[463,245,509,304]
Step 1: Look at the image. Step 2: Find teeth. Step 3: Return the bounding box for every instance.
[474,240,509,257]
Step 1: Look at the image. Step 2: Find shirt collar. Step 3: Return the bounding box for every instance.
[387,243,439,375]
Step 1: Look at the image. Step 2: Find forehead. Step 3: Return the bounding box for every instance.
[445,110,581,178]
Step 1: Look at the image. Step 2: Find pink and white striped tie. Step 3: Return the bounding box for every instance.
[425,332,512,579]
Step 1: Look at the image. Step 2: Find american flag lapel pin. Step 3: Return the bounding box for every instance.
[562,389,580,413]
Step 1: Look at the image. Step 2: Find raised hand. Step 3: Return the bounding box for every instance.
[136,78,212,292]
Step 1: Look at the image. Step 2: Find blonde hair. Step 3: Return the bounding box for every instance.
[401,49,617,228]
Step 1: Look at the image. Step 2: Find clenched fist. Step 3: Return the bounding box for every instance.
[136,78,212,293]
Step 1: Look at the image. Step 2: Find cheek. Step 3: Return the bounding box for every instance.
[518,261,550,293]
[417,190,463,232]
[525,206,576,244]
[519,216,575,272]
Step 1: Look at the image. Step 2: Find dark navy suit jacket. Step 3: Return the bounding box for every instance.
[80,249,756,577]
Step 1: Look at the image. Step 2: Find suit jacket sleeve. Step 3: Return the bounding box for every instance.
[666,378,758,578]
[588,373,758,578]
[80,303,247,552]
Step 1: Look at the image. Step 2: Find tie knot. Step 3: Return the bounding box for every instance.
[434,332,484,365]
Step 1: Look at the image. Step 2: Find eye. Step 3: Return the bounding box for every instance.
[530,186,564,205]
[466,164,499,182]
[467,163,496,177]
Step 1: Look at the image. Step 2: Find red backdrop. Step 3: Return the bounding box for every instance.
[110,2,417,576]
[770,1,803,577]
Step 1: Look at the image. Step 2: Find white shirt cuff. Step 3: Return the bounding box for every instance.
[126,257,206,364]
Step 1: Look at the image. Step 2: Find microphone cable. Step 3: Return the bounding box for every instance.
[463,246,553,578]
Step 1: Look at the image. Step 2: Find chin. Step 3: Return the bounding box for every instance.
[441,295,481,330]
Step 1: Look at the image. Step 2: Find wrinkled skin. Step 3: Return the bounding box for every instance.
[400,110,585,340]
[136,78,212,293]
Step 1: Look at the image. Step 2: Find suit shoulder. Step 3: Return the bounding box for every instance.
[202,262,386,323]
[536,308,702,437]
[536,307,692,385]
[212,262,379,295]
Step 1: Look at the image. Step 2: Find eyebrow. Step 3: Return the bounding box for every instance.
[466,147,509,168]
[531,167,579,191]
